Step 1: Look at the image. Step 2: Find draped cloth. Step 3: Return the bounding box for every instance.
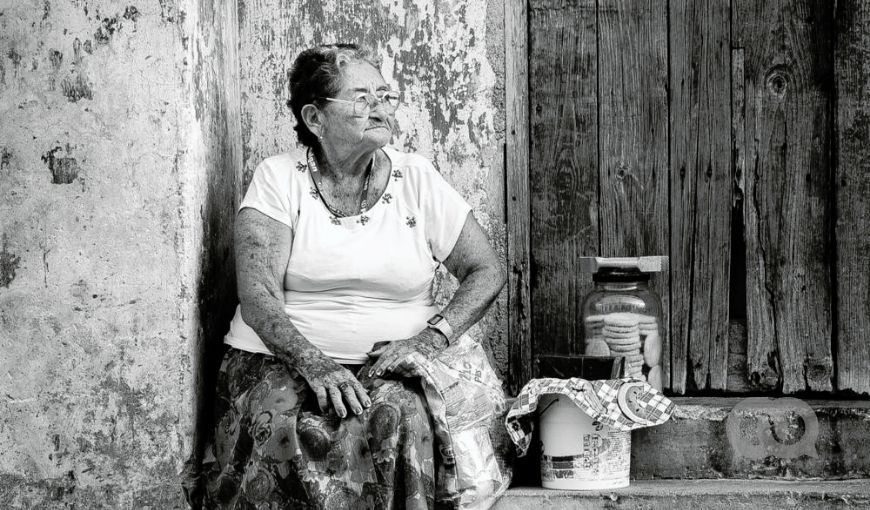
[185,336,512,509]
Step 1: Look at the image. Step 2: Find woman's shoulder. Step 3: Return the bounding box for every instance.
[257,151,306,175]
[250,151,309,191]
[383,146,439,182]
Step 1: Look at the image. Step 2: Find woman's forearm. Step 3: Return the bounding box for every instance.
[235,208,324,369]
[239,286,322,368]
[438,263,506,340]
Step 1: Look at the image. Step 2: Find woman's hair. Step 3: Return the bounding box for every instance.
[287,44,382,148]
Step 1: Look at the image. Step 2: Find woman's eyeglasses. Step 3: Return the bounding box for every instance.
[321,91,401,117]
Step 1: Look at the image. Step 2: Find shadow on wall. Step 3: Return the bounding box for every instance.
[188,178,237,506]
[185,0,243,506]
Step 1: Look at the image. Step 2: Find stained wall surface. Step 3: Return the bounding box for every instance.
[0,0,240,507]
[238,0,509,374]
[0,0,502,506]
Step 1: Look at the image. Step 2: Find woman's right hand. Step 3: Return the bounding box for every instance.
[295,351,371,418]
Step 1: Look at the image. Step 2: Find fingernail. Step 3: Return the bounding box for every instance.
[353,407,362,415]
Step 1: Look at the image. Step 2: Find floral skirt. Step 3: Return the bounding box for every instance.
[199,348,437,509]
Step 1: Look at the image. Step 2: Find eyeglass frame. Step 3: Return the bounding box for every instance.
[318,90,402,117]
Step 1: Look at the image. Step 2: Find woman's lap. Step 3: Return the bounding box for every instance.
[203,348,435,509]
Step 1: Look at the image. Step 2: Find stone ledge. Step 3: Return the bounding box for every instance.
[494,479,870,509]
[631,398,870,479]
[0,474,185,510]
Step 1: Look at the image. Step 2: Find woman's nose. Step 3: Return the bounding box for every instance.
[368,109,387,122]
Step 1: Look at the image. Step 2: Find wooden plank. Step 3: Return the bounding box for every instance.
[597,0,670,388]
[506,0,532,394]
[733,0,835,393]
[668,0,732,392]
[528,0,599,360]
[726,320,752,393]
[834,0,870,395]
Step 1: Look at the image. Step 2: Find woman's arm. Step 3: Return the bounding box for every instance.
[438,212,506,338]
[235,208,370,417]
[369,212,505,375]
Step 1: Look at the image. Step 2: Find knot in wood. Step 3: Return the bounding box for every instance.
[616,164,628,180]
[765,67,790,99]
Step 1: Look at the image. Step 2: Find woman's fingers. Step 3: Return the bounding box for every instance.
[313,385,328,413]
[382,355,402,373]
[369,353,394,377]
[353,380,371,408]
[368,355,386,377]
[340,384,363,415]
[328,385,347,418]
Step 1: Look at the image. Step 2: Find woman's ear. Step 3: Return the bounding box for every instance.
[301,104,323,139]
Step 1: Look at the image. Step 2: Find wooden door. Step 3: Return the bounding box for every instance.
[507,0,870,396]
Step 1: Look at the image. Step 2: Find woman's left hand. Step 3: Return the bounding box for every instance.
[367,329,448,377]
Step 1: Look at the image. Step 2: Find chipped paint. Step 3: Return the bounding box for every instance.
[1,0,501,505]
[93,16,121,45]
[41,145,80,183]
[0,0,217,506]
[0,234,21,288]
[239,0,508,374]
[123,6,141,23]
[0,147,11,169]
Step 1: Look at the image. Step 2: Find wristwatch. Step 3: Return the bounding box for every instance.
[426,314,455,346]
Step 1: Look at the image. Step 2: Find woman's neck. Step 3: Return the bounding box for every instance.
[317,144,378,180]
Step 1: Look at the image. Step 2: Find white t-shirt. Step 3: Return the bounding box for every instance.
[224,146,472,364]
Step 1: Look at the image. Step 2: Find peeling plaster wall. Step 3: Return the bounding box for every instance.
[238,0,509,375]
[0,0,240,507]
[0,0,502,505]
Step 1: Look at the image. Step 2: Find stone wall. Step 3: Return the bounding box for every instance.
[0,0,504,506]
[0,0,240,507]
[238,0,509,374]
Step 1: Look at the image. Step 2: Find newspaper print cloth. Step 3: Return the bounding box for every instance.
[505,377,676,457]
[384,333,514,510]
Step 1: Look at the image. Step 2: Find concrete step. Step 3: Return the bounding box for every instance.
[493,480,870,509]
[630,397,870,479]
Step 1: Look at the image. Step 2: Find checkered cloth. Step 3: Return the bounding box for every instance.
[505,377,676,457]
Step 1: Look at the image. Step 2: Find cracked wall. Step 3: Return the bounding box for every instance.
[0,0,501,506]
[0,0,240,507]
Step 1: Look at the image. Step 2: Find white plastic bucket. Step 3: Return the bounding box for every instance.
[538,395,631,490]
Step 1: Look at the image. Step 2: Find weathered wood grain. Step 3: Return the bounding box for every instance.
[726,320,753,393]
[598,0,670,388]
[835,0,870,395]
[669,0,731,392]
[506,0,532,394]
[733,0,835,393]
[529,0,599,359]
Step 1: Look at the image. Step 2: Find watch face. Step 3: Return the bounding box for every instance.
[427,315,443,326]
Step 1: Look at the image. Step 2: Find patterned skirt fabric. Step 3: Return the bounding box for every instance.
[200,348,437,509]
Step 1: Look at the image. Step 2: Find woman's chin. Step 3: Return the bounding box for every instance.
[363,128,393,147]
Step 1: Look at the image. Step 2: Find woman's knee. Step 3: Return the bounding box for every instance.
[247,369,302,415]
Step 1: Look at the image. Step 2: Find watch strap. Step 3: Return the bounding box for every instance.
[427,314,454,346]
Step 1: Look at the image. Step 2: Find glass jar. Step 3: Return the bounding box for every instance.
[581,269,664,390]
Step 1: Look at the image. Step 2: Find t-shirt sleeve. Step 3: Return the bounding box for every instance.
[239,159,294,229]
[416,157,472,262]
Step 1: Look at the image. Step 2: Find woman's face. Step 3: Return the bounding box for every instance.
[319,62,395,153]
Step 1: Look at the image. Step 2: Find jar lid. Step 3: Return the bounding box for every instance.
[593,269,651,283]
[579,256,668,273]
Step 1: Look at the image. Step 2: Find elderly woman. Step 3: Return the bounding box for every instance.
[192,44,507,508]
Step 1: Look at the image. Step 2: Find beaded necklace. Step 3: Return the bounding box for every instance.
[307,148,372,218]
